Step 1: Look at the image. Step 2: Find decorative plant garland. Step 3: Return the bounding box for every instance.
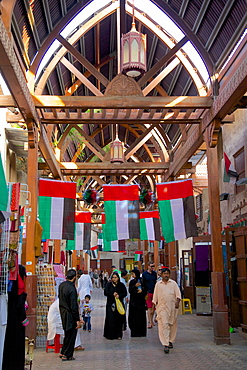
[140,189,155,206]
[83,189,98,204]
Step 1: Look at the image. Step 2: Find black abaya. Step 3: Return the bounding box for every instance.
[128,278,147,337]
[103,281,127,340]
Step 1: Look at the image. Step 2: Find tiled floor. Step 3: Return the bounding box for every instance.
[32,288,247,370]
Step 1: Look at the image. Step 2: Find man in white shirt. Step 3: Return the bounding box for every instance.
[152,267,181,354]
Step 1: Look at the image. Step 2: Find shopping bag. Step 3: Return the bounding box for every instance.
[115,298,125,315]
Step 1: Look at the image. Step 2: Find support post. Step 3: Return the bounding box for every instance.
[206,126,230,344]
[25,131,38,341]
[54,240,61,264]
[153,240,159,269]
[168,241,177,280]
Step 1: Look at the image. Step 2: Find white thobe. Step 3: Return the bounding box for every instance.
[47,299,82,347]
[153,279,181,346]
[77,274,93,301]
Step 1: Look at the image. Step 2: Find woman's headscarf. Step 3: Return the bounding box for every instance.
[131,269,140,281]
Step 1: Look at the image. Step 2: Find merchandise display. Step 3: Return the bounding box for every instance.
[36,264,55,347]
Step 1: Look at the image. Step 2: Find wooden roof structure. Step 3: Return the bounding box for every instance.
[0,1,246,193]
[0,0,246,344]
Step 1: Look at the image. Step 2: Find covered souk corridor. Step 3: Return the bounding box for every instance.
[32,287,247,370]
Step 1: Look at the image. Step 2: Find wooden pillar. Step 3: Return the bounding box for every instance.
[54,239,61,264]
[25,134,38,341]
[72,250,77,269]
[144,240,149,269]
[168,241,177,280]
[206,126,230,344]
[153,240,159,269]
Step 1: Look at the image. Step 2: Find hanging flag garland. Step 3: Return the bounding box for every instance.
[83,189,98,205]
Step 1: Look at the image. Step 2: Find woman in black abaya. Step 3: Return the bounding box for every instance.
[103,272,127,340]
[128,269,147,337]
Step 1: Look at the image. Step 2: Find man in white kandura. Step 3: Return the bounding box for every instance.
[47,299,84,351]
[77,270,93,302]
[152,267,181,354]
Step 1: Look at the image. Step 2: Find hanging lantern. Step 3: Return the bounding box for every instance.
[110,138,124,163]
[121,3,147,77]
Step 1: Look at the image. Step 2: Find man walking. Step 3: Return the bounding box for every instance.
[152,267,181,354]
[59,269,82,361]
[142,262,157,328]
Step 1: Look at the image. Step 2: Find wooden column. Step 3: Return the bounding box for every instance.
[72,250,77,269]
[206,126,230,344]
[153,240,159,269]
[25,133,38,341]
[54,239,61,264]
[168,241,177,280]
[144,240,149,269]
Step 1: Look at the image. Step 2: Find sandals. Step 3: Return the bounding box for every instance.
[147,324,153,329]
[74,346,85,351]
[61,356,76,361]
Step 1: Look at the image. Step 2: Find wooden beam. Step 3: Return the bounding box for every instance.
[38,125,63,179]
[57,34,109,87]
[40,118,201,125]
[60,57,103,96]
[65,55,114,96]
[138,36,188,87]
[125,124,156,159]
[0,95,16,107]
[0,17,38,143]
[166,51,247,179]
[33,95,212,109]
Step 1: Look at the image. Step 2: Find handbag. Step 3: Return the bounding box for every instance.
[115,298,125,315]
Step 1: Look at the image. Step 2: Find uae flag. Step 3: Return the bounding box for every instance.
[223,152,238,184]
[98,232,103,251]
[103,184,140,242]
[66,211,91,250]
[140,210,161,241]
[90,245,98,259]
[157,179,198,243]
[104,240,126,252]
[134,251,143,262]
[39,179,76,240]
[101,214,125,251]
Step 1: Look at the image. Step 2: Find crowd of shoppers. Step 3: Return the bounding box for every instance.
[49,262,181,362]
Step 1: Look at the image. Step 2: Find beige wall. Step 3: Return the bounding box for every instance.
[220,108,247,227]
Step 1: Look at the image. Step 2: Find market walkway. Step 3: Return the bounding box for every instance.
[32,287,247,370]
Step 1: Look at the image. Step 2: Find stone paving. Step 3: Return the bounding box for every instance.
[32,287,247,370]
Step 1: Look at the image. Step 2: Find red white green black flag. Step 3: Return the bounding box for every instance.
[103,184,140,242]
[140,210,161,241]
[157,179,198,243]
[66,211,91,250]
[39,179,76,240]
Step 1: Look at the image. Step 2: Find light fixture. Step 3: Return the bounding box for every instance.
[121,0,147,77]
[110,124,124,163]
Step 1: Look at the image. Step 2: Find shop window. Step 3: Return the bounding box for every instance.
[234,148,245,194]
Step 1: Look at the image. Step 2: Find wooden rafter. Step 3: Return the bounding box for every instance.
[32,95,212,109]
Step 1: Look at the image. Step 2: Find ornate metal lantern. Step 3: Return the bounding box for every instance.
[121,21,147,77]
[110,138,124,163]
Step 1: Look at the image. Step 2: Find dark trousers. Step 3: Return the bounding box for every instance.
[83,316,91,331]
[61,327,77,358]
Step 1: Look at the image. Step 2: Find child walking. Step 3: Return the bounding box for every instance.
[80,294,94,332]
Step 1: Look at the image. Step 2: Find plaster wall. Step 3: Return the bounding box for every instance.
[220,109,247,227]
